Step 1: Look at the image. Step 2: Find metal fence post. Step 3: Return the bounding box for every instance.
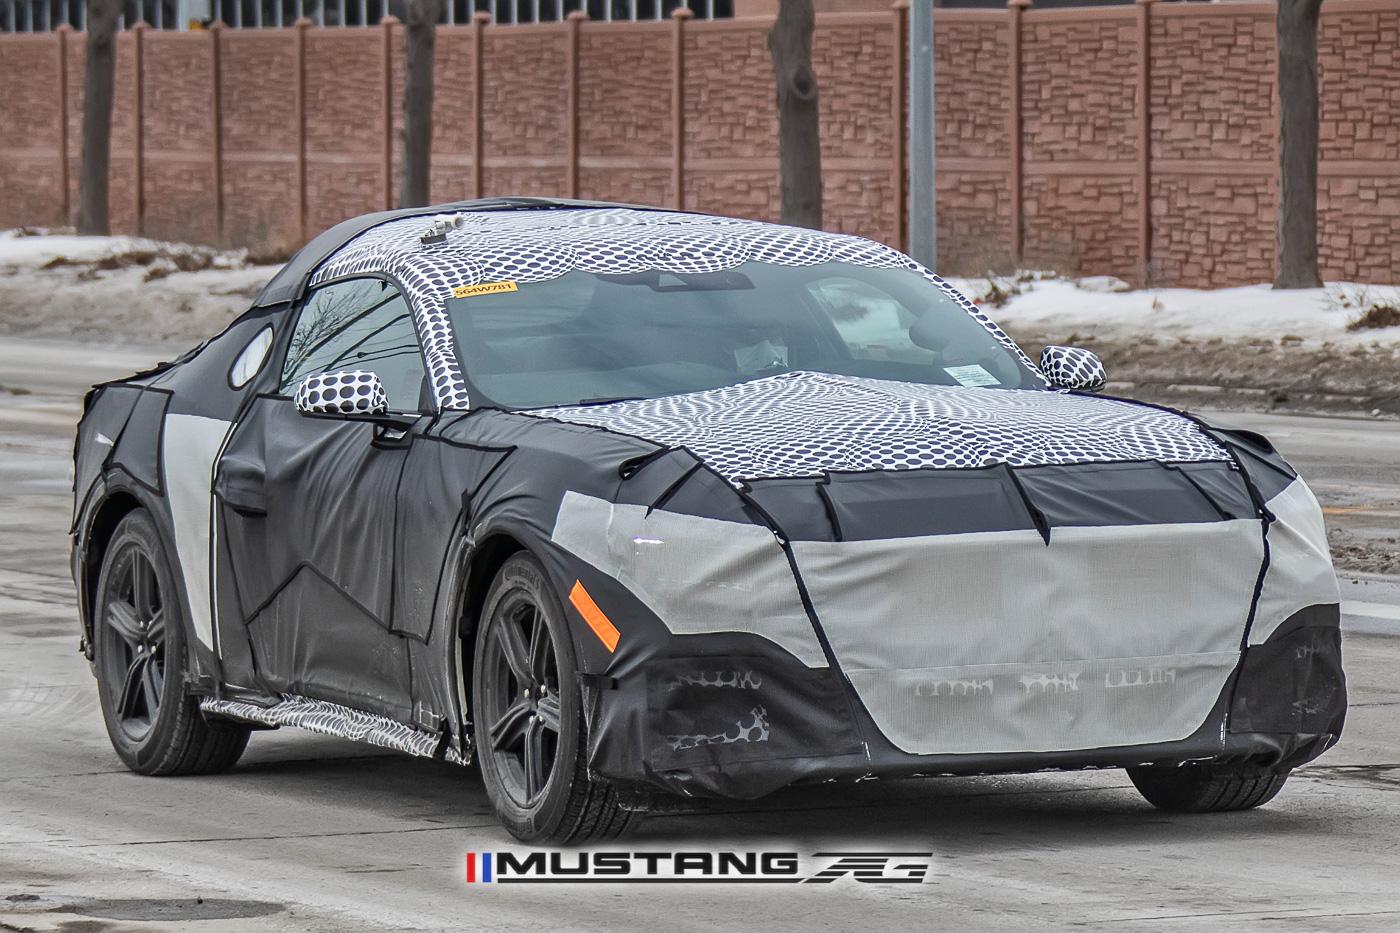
[891,1,908,253]
[56,23,70,224]
[472,11,488,199]
[908,0,935,269]
[565,10,584,199]
[1007,0,1029,266]
[133,21,146,236]
[211,21,224,243]
[294,17,309,244]
[381,14,395,210]
[671,5,692,211]
[1136,0,1155,284]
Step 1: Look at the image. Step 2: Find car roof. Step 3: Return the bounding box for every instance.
[251,197,678,309]
[305,204,925,307]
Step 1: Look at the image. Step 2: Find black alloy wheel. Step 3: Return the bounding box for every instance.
[471,553,632,844]
[98,543,167,741]
[478,586,564,807]
[93,510,250,775]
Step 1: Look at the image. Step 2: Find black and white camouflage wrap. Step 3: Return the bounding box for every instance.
[1040,345,1108,391]
[532,371,1229,483]
[308,207,1227,479]
[292,370,389,416]
[200,694,469,765]
[308,208,1043,411]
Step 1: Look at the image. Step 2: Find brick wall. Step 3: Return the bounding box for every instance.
[1317,4,1400,282]
[0,1,1396,287]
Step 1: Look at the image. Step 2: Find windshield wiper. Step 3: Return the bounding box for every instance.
[573,395,645,407]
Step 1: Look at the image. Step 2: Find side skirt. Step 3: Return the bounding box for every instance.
[199,694,471,766]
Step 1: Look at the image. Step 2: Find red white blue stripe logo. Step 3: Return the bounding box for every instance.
[465,852,494,884]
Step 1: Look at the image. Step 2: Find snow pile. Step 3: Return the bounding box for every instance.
[0,228,254,276]
[0,230,152,268]
[0,229,278,346]
[946,273,1400,346]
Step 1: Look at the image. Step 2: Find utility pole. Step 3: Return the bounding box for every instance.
[907,0,936,269]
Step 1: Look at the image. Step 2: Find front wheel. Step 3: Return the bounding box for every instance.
[1128,763,1290,813]
[471,553,632,844]
[93,509,250,775]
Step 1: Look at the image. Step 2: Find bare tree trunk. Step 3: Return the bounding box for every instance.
[768,0,822,229]
[78,0,122,235]
[400,0,443,209]
[1274,0,1324,289]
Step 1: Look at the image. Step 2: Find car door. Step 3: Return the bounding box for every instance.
[211,276,431,721]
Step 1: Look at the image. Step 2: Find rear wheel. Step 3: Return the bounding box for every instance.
[471,553,632,844]
[93,510,250,775]
[1128,764,1290,813]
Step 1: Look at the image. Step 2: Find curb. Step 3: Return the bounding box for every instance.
[1111,380,1400,420]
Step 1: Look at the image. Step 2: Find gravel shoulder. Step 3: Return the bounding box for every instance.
[1010,328,1400,419]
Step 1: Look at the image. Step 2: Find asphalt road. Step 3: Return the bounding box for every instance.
[1,338,1397,932]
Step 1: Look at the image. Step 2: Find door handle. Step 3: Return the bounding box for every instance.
[215,456,268,516]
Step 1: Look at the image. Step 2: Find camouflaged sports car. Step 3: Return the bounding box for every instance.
[72,198,1345,844]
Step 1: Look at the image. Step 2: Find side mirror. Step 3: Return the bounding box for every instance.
[1040,346,1106,391]
[293,370,389,417]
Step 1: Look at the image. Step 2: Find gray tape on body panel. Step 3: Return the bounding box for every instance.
[792,520,1262,756]
[162,414,231,650]
[550,491,828,668]
[845,652,1241,756]
[1250,478,1341,645]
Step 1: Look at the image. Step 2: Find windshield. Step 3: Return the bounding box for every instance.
[444,260,1038,409]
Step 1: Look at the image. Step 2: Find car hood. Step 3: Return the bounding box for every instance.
[528,370,1229,485]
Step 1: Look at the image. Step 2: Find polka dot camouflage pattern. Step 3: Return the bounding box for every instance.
[308,207,1043,411]
[1040,345,1108,391]
[531,371,1229,484]
[292,370,388,415]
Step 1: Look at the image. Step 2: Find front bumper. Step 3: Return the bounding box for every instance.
[584,604,1345,800]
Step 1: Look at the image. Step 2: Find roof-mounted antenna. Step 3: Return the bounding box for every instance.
[420,213,466,247]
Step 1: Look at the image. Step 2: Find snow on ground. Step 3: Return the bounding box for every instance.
[0,228,250,271]
[945,274,1400,346]
[0,230,278,347]
[0,231,148,267]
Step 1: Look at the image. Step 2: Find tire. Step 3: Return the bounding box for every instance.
[93,509,250,776]
[1127,764,1290,813]
[471,553,632,845]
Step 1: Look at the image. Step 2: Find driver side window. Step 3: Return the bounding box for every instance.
[281,277,428,412]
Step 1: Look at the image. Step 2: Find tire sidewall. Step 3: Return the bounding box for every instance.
[93,509,193,773]
[471,553,583,841]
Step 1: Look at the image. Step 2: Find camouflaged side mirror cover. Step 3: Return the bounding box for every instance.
[1040,345,1107,392]
[293,370,390,417]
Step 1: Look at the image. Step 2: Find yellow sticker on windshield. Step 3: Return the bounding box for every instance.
[452,281,518,299]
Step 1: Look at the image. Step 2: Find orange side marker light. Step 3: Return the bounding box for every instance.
[569,580,620,653]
